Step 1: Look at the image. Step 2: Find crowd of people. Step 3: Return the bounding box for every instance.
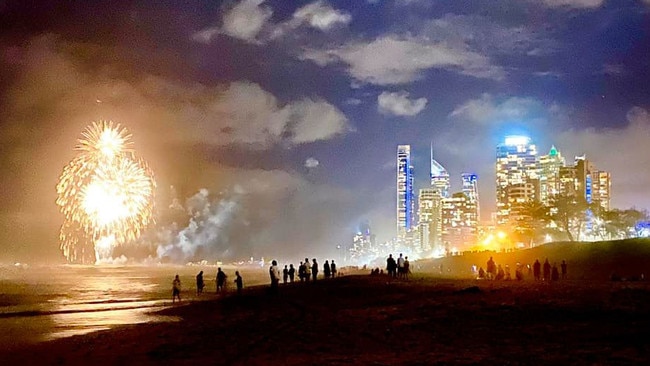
[171,258,340,302]
[477,257,568,282]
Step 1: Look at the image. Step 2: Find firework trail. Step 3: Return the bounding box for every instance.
[56,121,155,263]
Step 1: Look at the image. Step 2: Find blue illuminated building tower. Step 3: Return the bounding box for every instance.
[397,145,414,239]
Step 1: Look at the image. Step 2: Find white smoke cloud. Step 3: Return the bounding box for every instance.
[305,157,320,168]
[377,91,427,116]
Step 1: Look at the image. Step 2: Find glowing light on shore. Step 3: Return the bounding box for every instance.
[56,121,155,263]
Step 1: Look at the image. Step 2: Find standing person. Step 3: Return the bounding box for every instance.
[172,274,182,303]
[304,258,311,282]
[196,271,205,296]
[561,260,567,279]
[298,262,305,282]
[234,271,243,295]
[269,260,280,293]
[386,254,397,278]
[543,258,551,281]
[311,258,319,281]
[486,257,496,280]
[331,260,337,278]
[323,260,331,279]
[397,253,405,279]
[533,259,541,281]
[551,263,559,281]
[216,267,227,293]
[403,256,410,279]
[283,265,289,284]
[288,264,296,282]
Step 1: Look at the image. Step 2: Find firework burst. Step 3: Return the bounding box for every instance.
[56,121,155,263]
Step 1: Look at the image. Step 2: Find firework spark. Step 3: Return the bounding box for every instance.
[56,121,155,263]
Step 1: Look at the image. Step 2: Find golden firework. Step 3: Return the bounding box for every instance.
[56,121,155,263]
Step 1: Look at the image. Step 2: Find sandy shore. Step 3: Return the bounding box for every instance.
[3,273,650,365]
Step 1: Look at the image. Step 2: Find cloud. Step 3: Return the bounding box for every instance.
[292,1,351,31]
[377,91,427,116]
[541,0,604,8]
[192,0,272,44]
[305,157,320,168]
[449,93,545,125]
[301,35,504,85]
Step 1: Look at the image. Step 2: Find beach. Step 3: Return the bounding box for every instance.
[3,273,650,365]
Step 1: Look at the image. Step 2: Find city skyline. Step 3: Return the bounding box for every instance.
[1,1,650,262]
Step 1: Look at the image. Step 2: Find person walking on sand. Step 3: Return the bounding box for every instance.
[216,267,227,293]
[283,265,289,284]
[269,260,280,293]
[196,271,205,296]
[561,260,567,279]
[331,260,337,278]
[172,274,182,303]
[312,258,319,281]
[288,264,296,282]
[234,271,243,295]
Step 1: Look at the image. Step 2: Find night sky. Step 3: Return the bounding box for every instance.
[1,0,649,263]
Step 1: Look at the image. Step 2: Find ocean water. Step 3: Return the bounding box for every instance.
[0,264,267,349]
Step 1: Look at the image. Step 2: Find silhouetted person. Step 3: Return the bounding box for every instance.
[324,260,331,278]
[288,264,295,282]
[487,257,496,280]
[304,258,311,282]
[234,271,243,295]
[298,261,306,282]
[515,263,524,281]
[196,271,205,296]
[551,263,559,281]
[495,264,505,280]
[312,258,319,281]
[216,267,227,293]
[533,259,541,281]
[478,267,485,279]
[404,256,410,279]
[561,260,567,279]
[543,258,551,281]
[397,253,405,278]
[331,260,337,278]
[172,274,181,303]
[269,260,280,293]
[504,264,511,281]
[386,254,397,278]
[283,265,289,284]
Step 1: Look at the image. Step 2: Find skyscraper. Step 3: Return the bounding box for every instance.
[397,145,414,239]
[418,188,442,252]
[496,136,539,226]
[431,143,450,198]
[539,145,565,205]
[461,173,480,219]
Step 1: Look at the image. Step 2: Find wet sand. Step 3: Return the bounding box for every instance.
[3,274,650,365]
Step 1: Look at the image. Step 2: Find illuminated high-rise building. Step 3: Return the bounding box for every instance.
[496,136,539,226]
[430,143,450,198]
[441,192,478,253]
[539,145,565,205]
[591,170,611,211]
[397,145,414,238]
[418,188,442,252]
[461,173,480,219]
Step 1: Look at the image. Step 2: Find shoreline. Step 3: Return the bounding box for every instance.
[3,274,649,365]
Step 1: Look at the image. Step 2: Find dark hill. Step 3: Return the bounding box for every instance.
[415,238,650,281]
